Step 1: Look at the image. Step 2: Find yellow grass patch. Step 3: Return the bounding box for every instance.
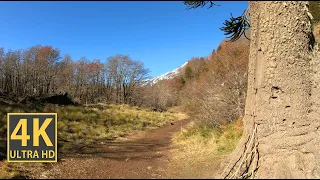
[168,118,243,178]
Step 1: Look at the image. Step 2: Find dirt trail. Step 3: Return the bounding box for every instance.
[47,119,191,179]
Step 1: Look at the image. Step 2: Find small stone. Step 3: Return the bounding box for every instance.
[147,166,152,170]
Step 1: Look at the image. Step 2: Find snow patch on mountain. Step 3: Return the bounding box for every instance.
[143,62,188,86]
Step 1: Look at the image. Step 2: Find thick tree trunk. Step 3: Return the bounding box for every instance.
[221,1,320,178]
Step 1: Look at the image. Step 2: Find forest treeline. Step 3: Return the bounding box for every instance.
[0,46,149,105]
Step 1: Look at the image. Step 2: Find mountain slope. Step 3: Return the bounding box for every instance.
[143,62,188,86]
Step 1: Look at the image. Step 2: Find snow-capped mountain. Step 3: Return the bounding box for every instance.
[142,62,189,86]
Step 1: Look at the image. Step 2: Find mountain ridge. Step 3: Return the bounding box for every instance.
[142,62,189,86]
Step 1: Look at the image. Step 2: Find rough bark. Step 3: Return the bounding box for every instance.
[221,1,320,178]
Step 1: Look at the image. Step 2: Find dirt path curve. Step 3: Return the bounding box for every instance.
[48,118,191,179]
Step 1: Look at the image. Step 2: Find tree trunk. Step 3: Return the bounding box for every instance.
[221,1,320,178]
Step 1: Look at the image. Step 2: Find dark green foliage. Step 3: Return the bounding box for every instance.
[220,10,250,41]
[183,1,219,9]
[180,76,186,85]
[185,66,193,80]
[183,1,250,42]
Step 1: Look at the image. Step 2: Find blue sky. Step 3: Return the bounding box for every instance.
[0,1,248,77]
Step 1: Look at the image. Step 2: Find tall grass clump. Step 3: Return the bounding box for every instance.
[168,117,243,178]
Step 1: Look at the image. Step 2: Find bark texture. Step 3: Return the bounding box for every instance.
[221,1,320,178]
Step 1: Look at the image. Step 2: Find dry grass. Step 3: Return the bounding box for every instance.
[0,100,187,179]
[167,105,187,114]
[51,103,187,152]
[167,118,243,178]
[0,101,186,152]
[0,160,24,179]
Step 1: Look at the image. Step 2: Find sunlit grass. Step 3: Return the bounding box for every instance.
[0,161,21,179]
[0,99,187,178]
[50,103,186,152]
[0,100,187,153]
[168,118,243,178]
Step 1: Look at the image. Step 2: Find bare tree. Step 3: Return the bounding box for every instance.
[106,54,149,104]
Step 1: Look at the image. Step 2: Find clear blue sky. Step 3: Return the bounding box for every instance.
[0,1,248,77]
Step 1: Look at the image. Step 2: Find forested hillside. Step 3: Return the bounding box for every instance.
[145,36,250,127]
